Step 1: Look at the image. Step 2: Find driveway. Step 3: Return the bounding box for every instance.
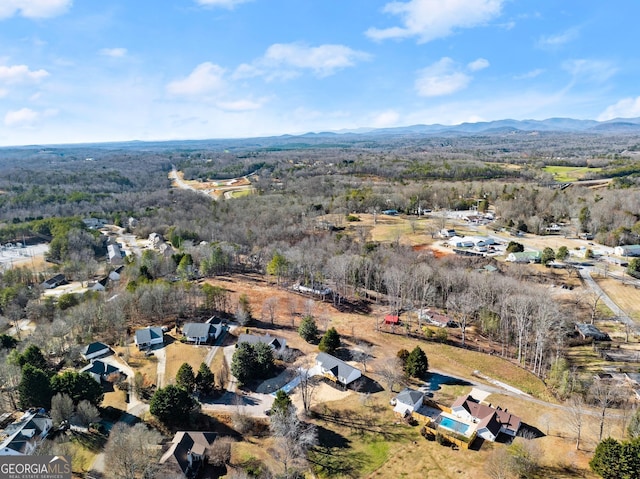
[199,343,275,417]
[153,346,167,388]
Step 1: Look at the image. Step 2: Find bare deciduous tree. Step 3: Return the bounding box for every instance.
[589,378,621,441]
[378,357,404,392]
[51,393,74,428]
[104,422,162,479]
[566,395,585,450]
[269,406,318,478]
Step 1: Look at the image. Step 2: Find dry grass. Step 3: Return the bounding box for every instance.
[593,277,640,321]
[163,338,209,385]
[124,348,158,385]
[101,388,127,411]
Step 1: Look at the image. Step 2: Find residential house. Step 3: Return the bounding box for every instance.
[89,276,109,292]
[315,352,362,387]
[238,333,286,354]
[439,228,457,238]
[419,309,456,328]
[575,323,610,341]
[447,236,475,248]
[107,243,124,265]
[614,244,640,257]
[41,273,66,290]
[450,395,521,442]
[109,266,124,281]
[81,342,111,361]
[392,388,424,417]
[0,411,52,456]
[80,360,122,383]
[505,251,541,263]
[182,322,222,345]
[159,431,216,478]
[134,326,164,349]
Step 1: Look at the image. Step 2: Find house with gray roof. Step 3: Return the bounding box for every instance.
[134,326,164,349]
[315,352,362,387]
[182,323,222,344]
[159,431,216,478]
[393,388,424,417]
[238,333,286,354]
[0,411,52,456]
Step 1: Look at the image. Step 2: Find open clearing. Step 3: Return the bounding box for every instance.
[542,165,602,182]
[593,277,640,321]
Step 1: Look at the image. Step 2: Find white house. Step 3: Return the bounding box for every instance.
[182,323,222,344]
[80,360,122,383]
[450,395,521,442]
[134,326,164,349]
[315,352,362,387]
[0,411,52,456]
[614,244,640,257]
[81,342,111,361]
[107,243,124,265]
[392,388,424,417]
[238,333,286,354]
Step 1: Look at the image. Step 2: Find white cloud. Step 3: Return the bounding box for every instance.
[0,0,72,19]
[415,57,471,97]
[598,97,640,121]
[538,28,579,49]
[366,0,503,43]
[100,48,127,58]
[514,68,544,80]
[371,110,400,128]
[236,43,371,79]
[166,62,226,96]
[4,107,39,127]
[195,0,252,8]
[467,58,489,72]
[563,59,616,83]
[0,64,49,84]
[216,98,265,111]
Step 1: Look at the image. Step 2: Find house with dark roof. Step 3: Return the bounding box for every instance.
[134,326,164,349]
[392,388,424,417]
[81,342,111,361]
[575,323,610,341]
[80,360,122,383]
[182,323,222,345]
[315,352,362,387]
[41,273,66,290]
[451,395,521,442]
[419,309,456,328]
[0,411,52,456]
[238,333,286,354]
[159,431,216,478]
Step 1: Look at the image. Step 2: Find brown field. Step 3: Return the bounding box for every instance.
[594,277,640,321]
[163,336,209,385]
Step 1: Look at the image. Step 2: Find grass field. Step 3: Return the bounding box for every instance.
[542,165,602,182]
[163,337,210,384]
[593,277,640,321]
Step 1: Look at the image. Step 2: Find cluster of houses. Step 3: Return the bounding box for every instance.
[0,410,52,456]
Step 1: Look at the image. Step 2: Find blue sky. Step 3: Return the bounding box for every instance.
[1,0,640,146]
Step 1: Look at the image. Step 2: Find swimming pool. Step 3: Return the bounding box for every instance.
[438,416,471,435]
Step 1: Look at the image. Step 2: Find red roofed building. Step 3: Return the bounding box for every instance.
[384,314,399,325]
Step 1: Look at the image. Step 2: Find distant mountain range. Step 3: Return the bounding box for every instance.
[320,117,640,137]
[9,117,640,150]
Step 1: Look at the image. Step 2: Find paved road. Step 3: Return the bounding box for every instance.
[579,267,638,332]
